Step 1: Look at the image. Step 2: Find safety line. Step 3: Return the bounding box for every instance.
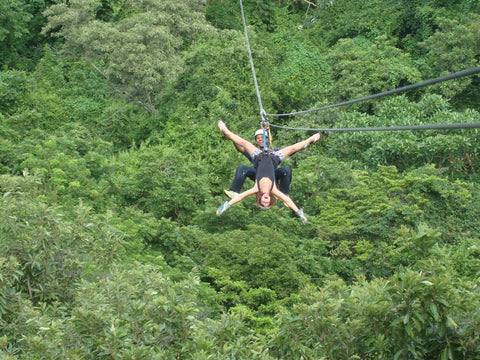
[239,0,266,120]
[269,122,480,132]
[266,67,480,117]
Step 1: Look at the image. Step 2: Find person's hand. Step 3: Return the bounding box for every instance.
[216,201,231,216]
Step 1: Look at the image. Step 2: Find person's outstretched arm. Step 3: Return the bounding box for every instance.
[272,187,308,224]
[272,187,299,212]
[217,186,257,216]
[279,133,321,159]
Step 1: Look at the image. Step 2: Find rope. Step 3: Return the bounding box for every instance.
[266,67,480,117]
[269,122,480,132]
[239,0,266,120]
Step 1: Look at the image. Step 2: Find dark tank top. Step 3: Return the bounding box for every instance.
[254,152,278,191]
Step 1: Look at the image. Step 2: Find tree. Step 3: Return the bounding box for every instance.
[196,224,309,305]
[0,0,48,70]
[111,143,210,223]
[325,36,422,111]
[420,15,480,109]
[325,95,480,176]
[42,0,213,116]
[272,265,480,359]
[0,173,124,305]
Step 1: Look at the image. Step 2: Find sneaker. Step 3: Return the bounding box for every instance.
[224,190,239,199]
[217,201,231,216]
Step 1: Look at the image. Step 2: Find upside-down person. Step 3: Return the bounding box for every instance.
[216,120,321,224]
[223,127,292,200]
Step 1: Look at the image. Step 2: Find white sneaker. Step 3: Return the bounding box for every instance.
[224,190,239,199]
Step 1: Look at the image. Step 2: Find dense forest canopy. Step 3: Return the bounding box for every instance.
[1,0,480,358]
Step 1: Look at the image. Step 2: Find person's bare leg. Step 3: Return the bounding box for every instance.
[279,133,321,158]
[218,120,258,156]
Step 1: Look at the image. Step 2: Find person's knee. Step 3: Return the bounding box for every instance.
[284,166,292,178]
[277,166,292,178]
[236,165,250,176]
[236,165,256,181]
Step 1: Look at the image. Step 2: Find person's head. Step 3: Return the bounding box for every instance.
[254,129,268,148]
[255,192,276,210]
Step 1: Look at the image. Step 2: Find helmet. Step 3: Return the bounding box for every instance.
[255,129,268,138]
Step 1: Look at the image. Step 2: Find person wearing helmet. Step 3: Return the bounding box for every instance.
[216,120,321,224]
[223,128,292,200]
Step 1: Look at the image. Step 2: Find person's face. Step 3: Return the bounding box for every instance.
[255,135,267,148]
[260,193,270,207]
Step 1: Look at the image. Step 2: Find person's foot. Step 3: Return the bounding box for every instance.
[304,133,321,149]
[310,133,321,143]
[224,189,239,199]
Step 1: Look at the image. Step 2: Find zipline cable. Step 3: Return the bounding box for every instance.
[266,66,480,117]
[269,121,480,132]
[238,1,480,132]
[239,0,267,122]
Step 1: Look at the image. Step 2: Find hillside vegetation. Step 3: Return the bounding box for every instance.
[1,0,480,358]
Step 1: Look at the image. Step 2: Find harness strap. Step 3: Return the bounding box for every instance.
[263,128,268,151]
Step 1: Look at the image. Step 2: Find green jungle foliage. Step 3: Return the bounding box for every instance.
[1,0,480,358]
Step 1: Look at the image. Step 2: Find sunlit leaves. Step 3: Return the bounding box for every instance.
[0,173,123,304]
[273,267,480,359]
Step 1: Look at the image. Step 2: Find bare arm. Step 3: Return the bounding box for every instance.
[272,185,308,224]
[229,186,258,205]
[217,184,258,216]
[271,187,299,212]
